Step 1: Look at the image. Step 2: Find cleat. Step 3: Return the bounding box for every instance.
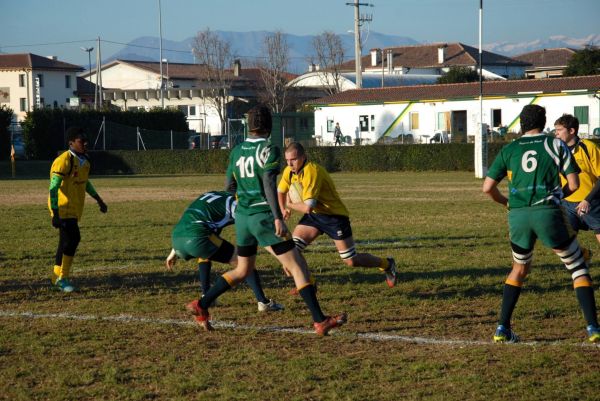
[587,325,600,343]
[313,313,347,336]
[54,278,75,293]
[382,257,397,288]
[257,299,284,312]
[186,300,211,330]
[493,324,520,343]
[582,248,593,265]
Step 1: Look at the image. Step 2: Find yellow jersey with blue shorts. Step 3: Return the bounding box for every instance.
[47,150,90,220]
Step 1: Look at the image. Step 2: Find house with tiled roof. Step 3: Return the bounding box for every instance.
[289,42,530,92]
[80,59,297,134]
[307,75,600,146]
[513,48,576,79]
[0,53,83,120]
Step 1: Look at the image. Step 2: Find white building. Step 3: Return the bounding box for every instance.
[81,59,267,134]
[309,75,600,145]
[0,53,83,121]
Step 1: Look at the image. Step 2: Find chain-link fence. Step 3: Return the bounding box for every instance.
[90,120,189,151]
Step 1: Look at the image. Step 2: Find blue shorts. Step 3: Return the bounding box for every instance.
[298,213,353,240]
[561,199,600,234]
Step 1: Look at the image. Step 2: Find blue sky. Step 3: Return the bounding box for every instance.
[1,0,598,66]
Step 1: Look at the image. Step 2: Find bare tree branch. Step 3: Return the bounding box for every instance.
[258,31,291,114]
[191,28,235,134]
[311,31,346,95]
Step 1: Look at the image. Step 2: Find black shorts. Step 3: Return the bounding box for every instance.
[298,213,353,240]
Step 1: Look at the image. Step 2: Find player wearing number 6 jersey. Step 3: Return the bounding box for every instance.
[185,105,346,335]
[483,104,600,343]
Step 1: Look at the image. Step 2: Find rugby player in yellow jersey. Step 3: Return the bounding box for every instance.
[555,114,600,260]
[277,142,397,289]
[48,127,107,292]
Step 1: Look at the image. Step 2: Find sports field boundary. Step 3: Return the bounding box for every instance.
[1,310,598,348]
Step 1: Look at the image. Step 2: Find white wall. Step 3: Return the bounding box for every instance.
[314,92,600,145]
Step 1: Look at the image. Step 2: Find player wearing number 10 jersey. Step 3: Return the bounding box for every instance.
[483,104,600,343]
[186,105,346,335]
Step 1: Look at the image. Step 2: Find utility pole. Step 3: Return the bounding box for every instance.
[346,0,373,89]
[158,0,164,108]
[475,0,487,178]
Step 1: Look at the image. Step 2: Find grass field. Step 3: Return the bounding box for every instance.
[1,172,599,401]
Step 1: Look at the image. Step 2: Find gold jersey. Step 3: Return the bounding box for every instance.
[48,150,91,220]
[278,161,349,217]
[561,139,600,203]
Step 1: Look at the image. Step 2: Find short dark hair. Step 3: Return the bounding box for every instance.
[555,113,579,135]
[284,141,305,156]
[66,126,87,142]
[519,105,546,133]
[247,105,272,134]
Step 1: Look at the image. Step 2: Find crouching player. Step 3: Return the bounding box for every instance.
[483,104,600,343]
[166,190,283,312]
[185,105,346,335]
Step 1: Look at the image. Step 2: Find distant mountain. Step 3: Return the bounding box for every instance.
[108,31,419,74]
[106,31,598,72]
[484,34,600,56]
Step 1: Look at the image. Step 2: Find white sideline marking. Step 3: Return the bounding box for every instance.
[1,310,598,348]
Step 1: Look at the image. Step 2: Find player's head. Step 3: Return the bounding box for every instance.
[247,105,272,136]
[519,104,546,134]
[554,114,579,144]
[284,142,306,173]
[66,126,88,154]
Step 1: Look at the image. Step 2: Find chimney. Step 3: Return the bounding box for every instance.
[370,49,380,67]
[233,59,241,77]
[438,45,446,64]
[386,50,393,73]
[308,63,315,72]
[46,56,58,61]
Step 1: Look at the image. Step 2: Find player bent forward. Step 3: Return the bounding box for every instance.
[483,104,600,343]
[185,105,346,335]
[166,190,283,312]
[277,142,397,290]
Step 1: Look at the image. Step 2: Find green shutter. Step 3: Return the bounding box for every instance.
[574,106,589,124]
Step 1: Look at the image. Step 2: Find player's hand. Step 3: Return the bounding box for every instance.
[274,218,289,238]
[51,209,61,228]
[165,249,177,271]
[97,198,108,213]
[282,208,291,220]
[577,200,590,216]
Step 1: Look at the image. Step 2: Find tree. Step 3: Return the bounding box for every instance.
[564,45,600,77]
[258,31,292,114]
[311,31,346,95]
[191,28,236,134]
[437,66,481,84]
[0,105,13,160]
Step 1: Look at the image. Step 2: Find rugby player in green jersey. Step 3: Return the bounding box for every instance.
[166,190,283,312]
[185,105,346,335]
[483,104,600,343]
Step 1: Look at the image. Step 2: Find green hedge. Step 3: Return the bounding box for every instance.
[83,143,506,175]
[0,143,509,178]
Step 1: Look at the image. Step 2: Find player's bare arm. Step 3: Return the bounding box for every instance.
[562,172,580,198]
[482,177,508,207]
[165,249,177,271]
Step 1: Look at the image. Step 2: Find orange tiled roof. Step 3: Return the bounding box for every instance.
[513,48,576,68]
[0,53,83,71]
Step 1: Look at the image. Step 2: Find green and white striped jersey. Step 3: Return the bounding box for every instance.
[226,137,281,215]
[172,191,235,237]
[487,134,580,209]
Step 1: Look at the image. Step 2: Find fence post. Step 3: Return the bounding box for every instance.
[137,127,139,151]
[103,116,106,150]
[170,130,173,150]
